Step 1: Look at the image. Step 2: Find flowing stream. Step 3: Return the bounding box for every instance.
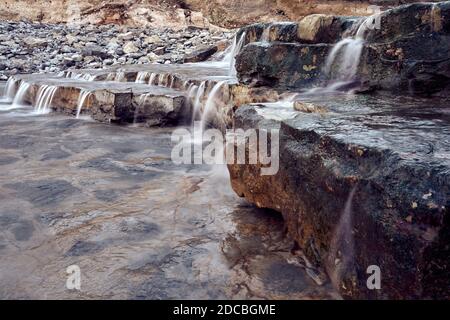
[0,87,338,299]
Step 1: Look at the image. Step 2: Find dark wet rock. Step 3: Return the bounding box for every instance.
[236,42,330,89]
[364,2,450,43]
[4,179,80,207]
[237,22,299,44]
[228,97,450,299]
[361,35,450,94]
[234,2,450,95]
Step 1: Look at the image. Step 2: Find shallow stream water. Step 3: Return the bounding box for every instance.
[0,84,337,299]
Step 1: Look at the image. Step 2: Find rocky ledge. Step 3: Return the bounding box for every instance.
[228,96,450,299]
[236,2,450,95]
[0,20,231,80]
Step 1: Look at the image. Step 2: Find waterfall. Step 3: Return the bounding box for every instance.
[326,186,357,291]
[135,71,148,83]
[2,78,18,102]
[35,85,58,114]
[221,32,246,78]
[200,81,226,131]
[12,82,31,106]
[169,75,175,88]
[115,72,126,82]
[260,25,271,42]
[161,74,169,86]
[133,93,149,124]
[67,72,96,81]
[149,73,157,85]
[430,3,442,32]
[192,81,206,122]
[321,14,379,89]
[76,89,92,118]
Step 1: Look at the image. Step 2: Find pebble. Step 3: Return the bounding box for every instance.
[0,20,231,78]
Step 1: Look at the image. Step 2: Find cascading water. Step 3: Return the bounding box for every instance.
[135,71,148,83]
[192,81,206,123]
[12,82,31,107]
[221,32,246,78]
[149,73,157,85]
[76,89,92,118]
[200,81,226,131]
[326,186,357,291]
[2,78,18,102]
[260,25,271,42]
[320,14,380,91]
[115,72,126,82]
[34,85,58,114]
[133,93,150,124]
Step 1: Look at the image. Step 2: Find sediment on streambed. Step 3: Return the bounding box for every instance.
[0,0,449,300]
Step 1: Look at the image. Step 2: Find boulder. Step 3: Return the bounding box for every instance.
[23,37,48,48]
[297,14,357,44]
[123,41,140,54]
[183,44,218,62]
[81,45,111,59]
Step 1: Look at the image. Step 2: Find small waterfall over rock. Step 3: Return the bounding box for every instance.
[321,14,380,91]
[260,25,271,42]
[2,78,18,102]
[169,75,175,88]
[192,81,206,122]
[69,72,97,81]
[12,82,31,107]
[35,85,58,114]
[76,89,92,118]
[222,32,246,78]
[133,93,150,124]
[326,186,357,291]
[149,73,157,85]
[430,3,442,32]
[200,81,226,131]
[135,71,148,83]
[115,72,126,82]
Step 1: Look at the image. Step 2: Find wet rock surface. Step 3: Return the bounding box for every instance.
[236,42,331,89]
[0,21,231,80]
[0,105,337,299]
[236,2,450,95]
[228,94,450,299]
[359,2,450,94]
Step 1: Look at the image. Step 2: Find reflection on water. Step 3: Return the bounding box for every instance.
[0,104,337,299]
